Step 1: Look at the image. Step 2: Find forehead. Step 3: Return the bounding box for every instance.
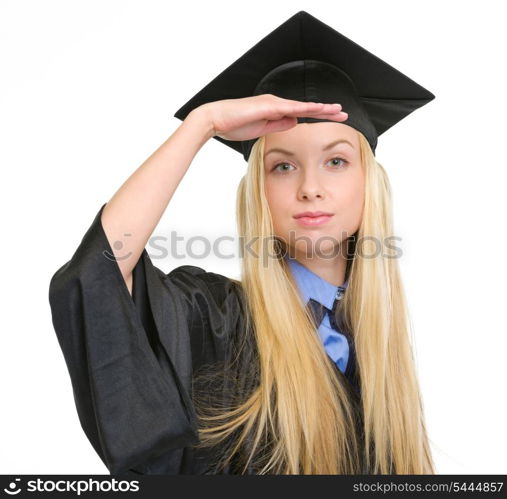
[263,122,359,154]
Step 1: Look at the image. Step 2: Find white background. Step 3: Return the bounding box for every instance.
[1,0,506,475]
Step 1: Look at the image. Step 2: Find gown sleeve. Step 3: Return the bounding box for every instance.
[48,203,244,474]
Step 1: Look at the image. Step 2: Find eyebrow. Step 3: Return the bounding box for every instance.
[264,139,355,157]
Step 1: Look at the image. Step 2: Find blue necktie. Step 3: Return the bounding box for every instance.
[306,288,345,332]
[306,298,330,330]
[306,296,360,396]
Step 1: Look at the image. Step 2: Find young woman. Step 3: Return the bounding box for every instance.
[48,11,435,475]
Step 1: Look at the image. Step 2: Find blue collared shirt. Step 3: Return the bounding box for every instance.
[285,256,350,373]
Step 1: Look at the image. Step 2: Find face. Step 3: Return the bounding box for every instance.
[263,122,364,260]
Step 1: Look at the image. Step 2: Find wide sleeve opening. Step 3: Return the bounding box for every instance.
[48,203,202,474]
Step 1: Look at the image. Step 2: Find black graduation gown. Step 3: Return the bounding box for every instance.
[48,203,363,475]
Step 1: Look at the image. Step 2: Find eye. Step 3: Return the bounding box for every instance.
[271,157,349,174]
[326,157,348,168]
[272,162,295,173]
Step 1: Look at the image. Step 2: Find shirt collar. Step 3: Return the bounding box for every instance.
[284,255,348,310]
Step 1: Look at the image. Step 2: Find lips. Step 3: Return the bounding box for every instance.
[293,211,334,219]
[293,212,334,227]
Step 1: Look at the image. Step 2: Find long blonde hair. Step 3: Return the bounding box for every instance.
[192,131,435,474]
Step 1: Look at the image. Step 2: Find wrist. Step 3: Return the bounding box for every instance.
[185,105,216,142]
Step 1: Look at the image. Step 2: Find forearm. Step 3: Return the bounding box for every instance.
[100,107,215,285]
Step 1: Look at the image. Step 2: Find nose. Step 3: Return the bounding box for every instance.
[297,168,325,201]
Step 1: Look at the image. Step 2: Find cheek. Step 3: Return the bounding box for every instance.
[331,173,364,229]
[265,180,287,213]
[341,178,365,228]
[343,177,364,206]
[264,181,291,234]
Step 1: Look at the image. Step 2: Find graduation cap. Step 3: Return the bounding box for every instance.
[173,10,435,161]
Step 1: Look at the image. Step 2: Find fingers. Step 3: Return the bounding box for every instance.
[261,95,341,112]
[262,116,298,135]
[305,112,349,122]
[279,100,347,119]
[286,101,341,114]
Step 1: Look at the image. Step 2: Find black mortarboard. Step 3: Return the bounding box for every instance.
[174,10,435,161]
